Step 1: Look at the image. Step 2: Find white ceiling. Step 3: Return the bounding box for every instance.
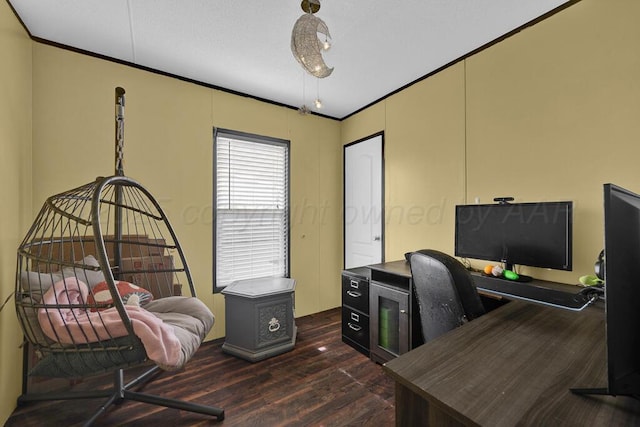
[8,0,571,119]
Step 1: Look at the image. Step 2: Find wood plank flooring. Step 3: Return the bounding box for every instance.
[5,308,395,426]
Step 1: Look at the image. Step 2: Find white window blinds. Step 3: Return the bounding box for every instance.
[214,130,289,290]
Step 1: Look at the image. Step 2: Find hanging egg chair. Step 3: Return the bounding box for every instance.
[14,87,224,425]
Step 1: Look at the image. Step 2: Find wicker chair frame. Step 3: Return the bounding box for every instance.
[13,88,223,425]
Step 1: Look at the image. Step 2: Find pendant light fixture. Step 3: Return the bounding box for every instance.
[291,0,333,79]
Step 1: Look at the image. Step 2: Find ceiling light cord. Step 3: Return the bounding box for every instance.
[298,71,310,115]
[315,78,322,109]
[302,72,306,104]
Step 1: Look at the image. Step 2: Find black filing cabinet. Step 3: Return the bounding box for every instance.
[341,267,371,357]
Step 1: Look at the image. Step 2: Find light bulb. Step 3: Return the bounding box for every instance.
[314,98,322,109]
[323,40,331,51]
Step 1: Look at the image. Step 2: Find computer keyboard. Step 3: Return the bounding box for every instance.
[473,273,597,311]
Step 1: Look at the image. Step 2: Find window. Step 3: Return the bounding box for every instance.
[213,129,290,292]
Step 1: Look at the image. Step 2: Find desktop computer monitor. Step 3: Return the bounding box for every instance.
[572,183,640,397]
[455,201,573,273]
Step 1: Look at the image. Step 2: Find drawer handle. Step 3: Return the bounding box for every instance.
[348,323,362,332]
[268,317,281,332]
[350,312,360,322]
[346,290,361,298]
[350,280,359,289]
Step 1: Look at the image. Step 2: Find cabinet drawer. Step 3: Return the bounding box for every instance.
[342,274,369,314]
[342,307,370,349]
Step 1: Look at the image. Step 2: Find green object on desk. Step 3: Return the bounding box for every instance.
[579,275,604,286]
[503,269,519,281]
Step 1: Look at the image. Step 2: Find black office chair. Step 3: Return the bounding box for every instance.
[409,249,485,342]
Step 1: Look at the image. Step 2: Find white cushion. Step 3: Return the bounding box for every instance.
[20,271,63,293]
[61,255,106,288]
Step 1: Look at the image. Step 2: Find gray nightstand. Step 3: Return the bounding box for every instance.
[222,277,296,362]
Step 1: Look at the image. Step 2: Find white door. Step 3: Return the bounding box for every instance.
[344,133,383,269]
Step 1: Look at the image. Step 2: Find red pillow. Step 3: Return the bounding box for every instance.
[87,281,153,312]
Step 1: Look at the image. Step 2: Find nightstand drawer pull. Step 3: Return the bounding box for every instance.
[348,323,362,332]
[268,317,281,332]
[346,290,362,298]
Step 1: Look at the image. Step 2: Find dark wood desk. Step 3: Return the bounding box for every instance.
[383,300,640,426]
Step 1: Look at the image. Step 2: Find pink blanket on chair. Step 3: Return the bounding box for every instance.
[38,277,181,369]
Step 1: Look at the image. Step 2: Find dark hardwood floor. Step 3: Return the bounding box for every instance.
[6,308,395,426]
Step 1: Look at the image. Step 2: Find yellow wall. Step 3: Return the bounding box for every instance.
[31,45,343,340]
[342,0,640,283]
[465,0,640,281]
[0,1,32,424]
